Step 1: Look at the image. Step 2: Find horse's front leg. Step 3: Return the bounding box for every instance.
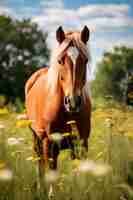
[42,137,49,168]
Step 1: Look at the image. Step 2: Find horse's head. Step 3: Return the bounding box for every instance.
[56,26,90,112]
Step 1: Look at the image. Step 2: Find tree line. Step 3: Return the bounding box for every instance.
[0,15,50,102]
[92,46,133,102]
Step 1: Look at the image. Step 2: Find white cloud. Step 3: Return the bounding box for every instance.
[78,4,129,18]
[0,6,14,16]
[82,16,133,32]
[32,3,133,32]
[31,3,133,56]
[91,36,133,51]
[40,0,63,9]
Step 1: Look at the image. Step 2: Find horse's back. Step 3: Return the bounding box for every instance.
[25,68,48,96]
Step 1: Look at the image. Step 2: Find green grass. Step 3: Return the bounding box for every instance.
[0,102,133,200]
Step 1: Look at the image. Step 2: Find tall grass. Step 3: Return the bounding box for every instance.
[0,102,133,200]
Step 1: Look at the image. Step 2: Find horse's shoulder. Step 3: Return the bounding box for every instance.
[25,67,48,95]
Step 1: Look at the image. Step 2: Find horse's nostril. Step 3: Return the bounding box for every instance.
[64,95,82,112]
[64,96,69,105]
[76,96,82,107]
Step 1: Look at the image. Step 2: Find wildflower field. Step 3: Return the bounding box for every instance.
[0,100,133,200]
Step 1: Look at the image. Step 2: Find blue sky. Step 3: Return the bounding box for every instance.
[0,0,133,77]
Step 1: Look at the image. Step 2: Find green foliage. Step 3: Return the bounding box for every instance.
[0,15,50,101]
[92,46,133,101]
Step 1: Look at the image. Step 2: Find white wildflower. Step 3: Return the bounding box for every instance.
[24,60,30,65]
[23,50,30,57]
[45,170,59,183]
[5,44,13,51]
[0,168,13,181]
[7,137,21,145]
[18,137,25,142]
[16,113,27,120]
[105,118,113,128]
[50,133,63,143]
[79,160,112,177]
[92,163,112,177]
[79,160,95,173]
[0,124,5,129]
[2,62,7,67]
[17,55,23,61]
[48,184,54,199]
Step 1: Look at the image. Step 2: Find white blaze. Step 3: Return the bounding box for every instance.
[67,46,79,65]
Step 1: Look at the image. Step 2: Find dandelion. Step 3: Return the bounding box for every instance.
[95,151,104,160]
[26,156,40,161]
[62,132,70,137]
[105,118,113,128]
[45,170,59,183]
[125,131,133,138]
[26,156,34,161]
[0,161,6,169]
[0,168,13,181]
[16,119,32,128]
[67,120,76,125]
[0,108,9,115]
[7,137,21,145]
[72,159,80,168]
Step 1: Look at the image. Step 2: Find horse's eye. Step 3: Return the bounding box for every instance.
[60,74,64,81]
[85,58,88,64]
[58,56,65,65]
[58,59,63,65]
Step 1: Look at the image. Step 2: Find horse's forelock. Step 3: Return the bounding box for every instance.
[50,32,90,68]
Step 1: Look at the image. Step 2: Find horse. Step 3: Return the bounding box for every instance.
[25,26,91,174]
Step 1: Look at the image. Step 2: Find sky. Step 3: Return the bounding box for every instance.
[0,0,133,77]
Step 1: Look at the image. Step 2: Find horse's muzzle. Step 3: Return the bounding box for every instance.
[64,95,82,112]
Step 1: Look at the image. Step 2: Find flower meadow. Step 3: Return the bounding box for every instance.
[0,101,133,200]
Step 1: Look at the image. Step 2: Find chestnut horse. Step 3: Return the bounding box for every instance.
[25,26,91,171]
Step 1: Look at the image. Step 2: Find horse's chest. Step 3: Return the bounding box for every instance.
[50,106,80,134]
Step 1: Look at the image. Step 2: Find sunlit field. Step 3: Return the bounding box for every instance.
[0,99,133,200]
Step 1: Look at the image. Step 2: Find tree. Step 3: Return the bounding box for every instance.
[0,15,50,101]
[92,46,133,101]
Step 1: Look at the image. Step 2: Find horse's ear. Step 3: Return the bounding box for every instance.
[81,26,90,44]
[56,26,65,44]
